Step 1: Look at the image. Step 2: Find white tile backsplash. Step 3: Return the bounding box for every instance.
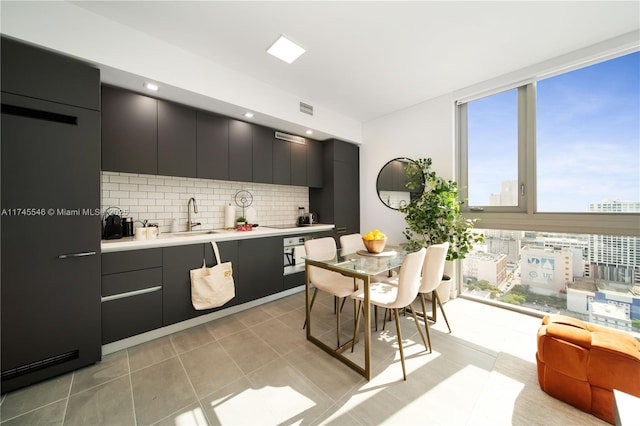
[101,172,309,233]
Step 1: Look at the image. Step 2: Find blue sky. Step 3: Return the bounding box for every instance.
[467,51,639,212]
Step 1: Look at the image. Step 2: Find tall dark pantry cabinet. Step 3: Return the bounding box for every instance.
[1,37,102,392]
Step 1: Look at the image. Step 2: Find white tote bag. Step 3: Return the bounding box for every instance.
[190,241,235,310]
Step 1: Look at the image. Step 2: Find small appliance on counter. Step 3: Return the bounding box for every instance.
[102,207,124,240]
[297,206,306,226]
[305,212,318,225]
[297,210,318,226]
[122,217,134,237]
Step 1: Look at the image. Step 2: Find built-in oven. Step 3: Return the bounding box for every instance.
[283,235,308,275]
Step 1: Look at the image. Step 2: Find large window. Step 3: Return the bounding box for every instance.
[457,51,640,333]
[458,51,640,236]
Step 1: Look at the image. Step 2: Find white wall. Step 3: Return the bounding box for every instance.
[361,94,455,245]
[0,1,362,143]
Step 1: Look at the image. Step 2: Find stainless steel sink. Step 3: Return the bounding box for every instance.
[168,230,221,237]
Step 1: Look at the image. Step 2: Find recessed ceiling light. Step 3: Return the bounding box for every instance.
[144,82,159,91]
[305,130,313,135]
[267,35,306,64]
[244,112,254,118]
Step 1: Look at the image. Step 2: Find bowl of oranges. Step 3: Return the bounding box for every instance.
[362,229,387,253]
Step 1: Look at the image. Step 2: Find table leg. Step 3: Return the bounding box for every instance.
[363,276,371,380]
[305,263,311,339]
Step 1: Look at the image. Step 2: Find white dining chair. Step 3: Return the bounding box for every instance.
[416,242,450,352]
[350,247,427,380]
[304,237,359,348]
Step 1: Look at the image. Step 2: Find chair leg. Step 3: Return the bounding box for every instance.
[352,300,362,352]
[434,292,452,333]
[374,306,378,332]
[336,297,341,348]
[408,302,428,352]
[302,287,318,329]
[419,294,432,353]
[393,308,407,381]
[382,308,390,330]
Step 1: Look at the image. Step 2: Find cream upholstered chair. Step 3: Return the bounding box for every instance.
[350,247,427,380]
[304,237,358,348]
[339,233,394,330]
[339,233,366,254]
[416,242,450,352]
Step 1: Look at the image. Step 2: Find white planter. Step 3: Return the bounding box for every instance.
[424,274,451,304]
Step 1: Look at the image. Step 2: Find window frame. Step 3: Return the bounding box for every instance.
[456,55,640,238]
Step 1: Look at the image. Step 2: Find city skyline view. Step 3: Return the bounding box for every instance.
[467,51,640,212]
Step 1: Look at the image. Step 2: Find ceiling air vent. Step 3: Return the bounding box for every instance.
[275,131,306,145]
[299,102,314,116]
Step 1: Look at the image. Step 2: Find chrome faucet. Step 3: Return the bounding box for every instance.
[187,197,201,231]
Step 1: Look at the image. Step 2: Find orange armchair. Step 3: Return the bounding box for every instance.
[536,315,640,424]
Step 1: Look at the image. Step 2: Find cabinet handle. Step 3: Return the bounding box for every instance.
[101,286,162,302]
[58,251,97,259]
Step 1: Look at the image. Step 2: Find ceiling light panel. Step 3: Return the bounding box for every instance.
[267,35,305,64]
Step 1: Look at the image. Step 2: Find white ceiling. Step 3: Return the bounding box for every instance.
[68,1,640,124]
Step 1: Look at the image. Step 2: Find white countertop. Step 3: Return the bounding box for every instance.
[101,224,334,253]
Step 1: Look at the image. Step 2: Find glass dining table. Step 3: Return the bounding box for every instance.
[303,245,410,380]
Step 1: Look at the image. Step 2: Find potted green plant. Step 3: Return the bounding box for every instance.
[399,158,483,300]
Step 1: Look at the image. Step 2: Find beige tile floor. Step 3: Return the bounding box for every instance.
[0,292,607,425]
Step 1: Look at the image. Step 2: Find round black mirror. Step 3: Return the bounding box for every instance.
[376,158,424,210]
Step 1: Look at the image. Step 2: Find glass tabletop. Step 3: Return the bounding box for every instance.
[304,246,410,277]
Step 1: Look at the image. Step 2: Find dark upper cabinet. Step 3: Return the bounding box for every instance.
[1,36,100,111]
[101,85,158,175]
[100,85,325,187]
[229,120,253,182]
[158,100,197,178]
[252,125,273,184]
[273,139,291,185]
[307,139,323,188]
[197,111,229,180]
[290,142,307,186]
[310,139,359,235]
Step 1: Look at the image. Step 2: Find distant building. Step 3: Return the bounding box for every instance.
[489,180,518,206]
[477,229,522,267]
[520,246,573,296]
[588,199,640,285]
[463,251,508,288]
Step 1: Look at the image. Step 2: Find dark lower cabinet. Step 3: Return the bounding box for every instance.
[102,289,163,344]
[284,272,305,290]
[101,249,163,344]
[163,241,239,326]
[238,237,283,303]
[1,62,101,392]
